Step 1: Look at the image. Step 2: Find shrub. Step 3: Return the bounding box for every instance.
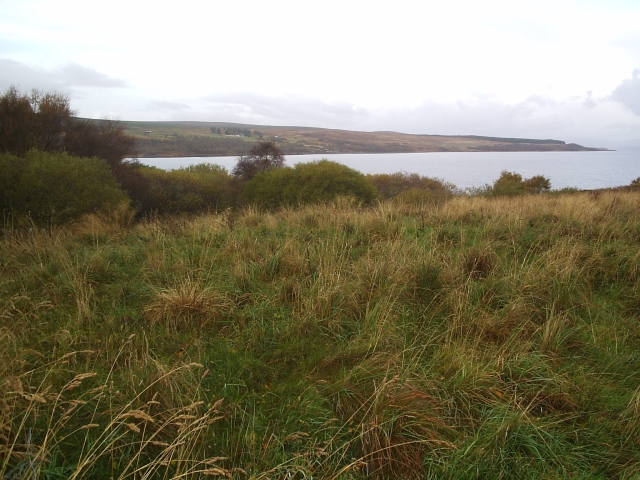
[524,175,551,194]
[63,118,136,172]
[0,152,26,222]
[243,159,377,208]
[367,172,455,202]
[490,171,551,196]
[0,150,127,226]
[178,163,228,175]
[137,164,238,214]
[491,171,527,196]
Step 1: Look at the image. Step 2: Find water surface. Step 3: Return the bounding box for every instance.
[138,151,640,190]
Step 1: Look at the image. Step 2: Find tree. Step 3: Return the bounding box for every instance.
[232,141,285,181]
[0,87,148,211]
[31,90,73,151]
[0,86,34,155]
[0,86,72,155]
[0,86,136,172]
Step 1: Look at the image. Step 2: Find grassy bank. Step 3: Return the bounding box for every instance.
[1,191,639,478]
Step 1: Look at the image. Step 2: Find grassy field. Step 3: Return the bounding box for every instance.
[1,191,639,478]
[121,120,601,157]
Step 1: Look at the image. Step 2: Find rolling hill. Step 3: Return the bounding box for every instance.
[120,120,603,157]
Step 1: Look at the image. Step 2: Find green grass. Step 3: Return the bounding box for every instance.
[1,191,640,478]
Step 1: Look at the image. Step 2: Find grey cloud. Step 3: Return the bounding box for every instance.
[523,95,556,109]
[134,91,574,142]
[185,93,593,144]
[0,59,128,92]
[368,98,564,137]
[58,63,128,88]
[129,89,637,150]
[611,70,640,115]
[0,59,53,91]
[195,92,369,128]
[149,100,191,111]
[583,91,597,109]
[357,98,626,148]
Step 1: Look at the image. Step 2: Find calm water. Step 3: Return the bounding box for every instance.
[137,151,640,190]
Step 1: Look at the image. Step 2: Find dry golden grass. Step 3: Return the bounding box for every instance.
[328,353,455,479]
[622,386,640,436]
[70,202,135,238]
[2,189,640,478]
[145,277,232,332]
[539,309,570,354]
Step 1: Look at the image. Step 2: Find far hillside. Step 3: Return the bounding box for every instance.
[119,120,603,157]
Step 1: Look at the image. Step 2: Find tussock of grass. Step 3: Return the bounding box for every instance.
[145,277,232,332]
[1,190,640,478]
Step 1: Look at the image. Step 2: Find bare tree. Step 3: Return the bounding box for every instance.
[232,141,285,181]
[0,86,136,167]
[0,86,72,155]
[31,90,73,151]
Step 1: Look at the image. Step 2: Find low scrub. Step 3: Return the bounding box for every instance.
[0,150,127,226]
[136,163,239,214]
[367,172,455,204]
[243,159,377,208]
[486,170,552,196]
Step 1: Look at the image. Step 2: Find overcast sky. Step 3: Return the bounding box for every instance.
[2,0,640,149]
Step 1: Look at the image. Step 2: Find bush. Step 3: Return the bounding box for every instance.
[243,160,377,208]
[137,164,238,214]
[0,150,127,226]
[523,175,551,194]
[367,172,455,203]
[63,118,136,172]
[490,171,551,196]
[491,171,527,196]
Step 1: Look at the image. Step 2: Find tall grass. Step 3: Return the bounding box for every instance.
[1,190,639,478]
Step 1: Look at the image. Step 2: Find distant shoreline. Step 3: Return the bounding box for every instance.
[110,119,606,158]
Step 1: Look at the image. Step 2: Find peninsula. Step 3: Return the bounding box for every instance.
[120,120,603,157]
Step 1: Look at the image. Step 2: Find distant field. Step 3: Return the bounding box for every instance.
[120,120,602,157]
